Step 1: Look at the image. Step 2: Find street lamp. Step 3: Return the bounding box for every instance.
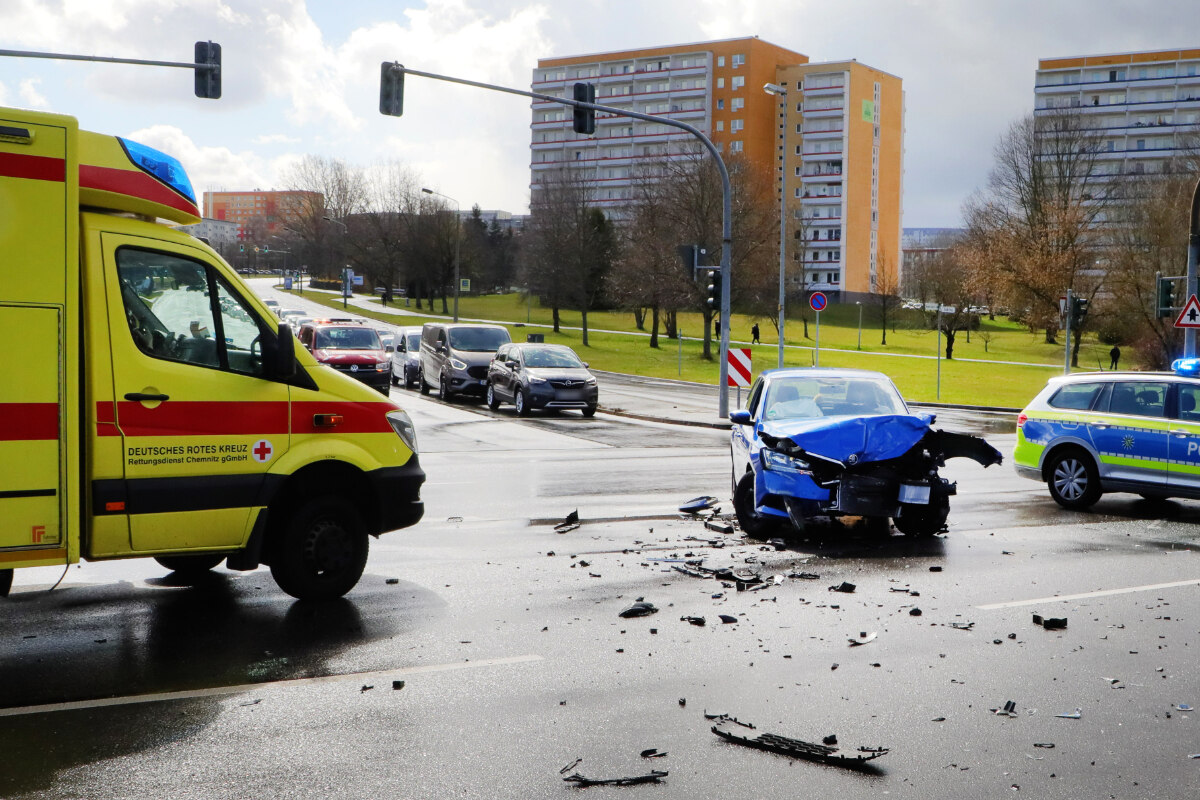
[422,187,461,323]
[764,82,788,369]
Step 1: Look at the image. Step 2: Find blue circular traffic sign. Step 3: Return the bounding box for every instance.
[809,292,828,312]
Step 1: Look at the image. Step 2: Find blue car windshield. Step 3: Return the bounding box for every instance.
[763,377,906,420]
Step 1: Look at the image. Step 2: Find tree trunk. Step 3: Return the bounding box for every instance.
[1044,327,1057,345]
[650,306,660,349]
[581,309,589,347]
[441,289,449,315]
[944,329,956,360]
[552,305,561,333]
[702,309,713,360]
[802,312,809,339]
[664,310,677,339]
[633,307,646,331]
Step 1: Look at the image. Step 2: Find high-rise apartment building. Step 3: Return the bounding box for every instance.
[776,60,903,294]
[1035,48,1200,181]
[530,38,904,297]
[203,190,322,241]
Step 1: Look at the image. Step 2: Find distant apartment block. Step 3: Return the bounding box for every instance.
[530,37,904,296]
[203,190,322,241]
[1035,48,1200,182]
[177,217,239,251]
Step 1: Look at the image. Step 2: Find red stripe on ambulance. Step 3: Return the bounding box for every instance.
[0,403,59,441]
[0,152,65,183]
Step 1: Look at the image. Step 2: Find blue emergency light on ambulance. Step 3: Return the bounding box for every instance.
[117,137,197,204]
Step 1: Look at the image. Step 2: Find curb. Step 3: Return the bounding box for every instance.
[600,406,731,430]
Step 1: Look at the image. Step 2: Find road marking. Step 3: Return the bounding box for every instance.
[0,654,543,718]
[977,579,1200,610]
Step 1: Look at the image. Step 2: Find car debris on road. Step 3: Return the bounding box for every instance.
[711,719,888,768]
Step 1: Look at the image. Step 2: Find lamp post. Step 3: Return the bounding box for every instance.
[764,82,788,369]
[422,187,461,322]
[856,301,862,350]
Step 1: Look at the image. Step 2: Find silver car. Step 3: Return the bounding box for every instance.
[390,327,423,389]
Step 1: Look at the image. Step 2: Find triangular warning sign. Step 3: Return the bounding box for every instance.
[1174,294,1200,329]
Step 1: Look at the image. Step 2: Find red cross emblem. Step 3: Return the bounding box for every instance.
[251,439,274,463]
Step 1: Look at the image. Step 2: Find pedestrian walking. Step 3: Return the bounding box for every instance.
[714,317,720,337]
[751,323,760,344]
[1109,345,1121,370]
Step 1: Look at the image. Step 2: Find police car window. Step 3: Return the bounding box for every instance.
[117,248,224,370]
[746,378,763,416]
[1176,384,1200,422]
[1048,383,1104,411]
[1109,381,1167,418]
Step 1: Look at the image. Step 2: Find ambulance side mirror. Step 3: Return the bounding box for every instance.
[266,324,297,380]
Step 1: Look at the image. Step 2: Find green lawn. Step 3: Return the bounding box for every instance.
[286,289,1102,408]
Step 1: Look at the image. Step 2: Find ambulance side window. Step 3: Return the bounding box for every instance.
[116,247,266,377]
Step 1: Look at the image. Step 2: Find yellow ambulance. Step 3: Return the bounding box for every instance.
[0,107,424,600]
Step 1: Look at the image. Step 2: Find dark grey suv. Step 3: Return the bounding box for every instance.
[486,343,599,417]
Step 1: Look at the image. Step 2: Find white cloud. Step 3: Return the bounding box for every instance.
[124,124,275,199]
[253,133,301,144]
[18,78,49,108]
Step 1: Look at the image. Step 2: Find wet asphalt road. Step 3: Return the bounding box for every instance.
[3,385,1199,800]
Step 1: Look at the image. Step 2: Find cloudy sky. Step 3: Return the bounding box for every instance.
[0,0,1193,225]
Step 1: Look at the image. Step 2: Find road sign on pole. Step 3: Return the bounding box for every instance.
[727,348,752,387]
[809,292,826,366]
[808,292,828,312]
[1174,294,1200,328]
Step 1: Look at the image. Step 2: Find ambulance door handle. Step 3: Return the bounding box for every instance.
[124,392,170,402]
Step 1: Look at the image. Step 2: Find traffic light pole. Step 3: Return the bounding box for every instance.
[386,64,735,418]
[0,43,221,98]
[1063,289,1073,376]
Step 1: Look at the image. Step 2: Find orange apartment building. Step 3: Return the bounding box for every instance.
[530,37,903,297]
[203,190,322,242]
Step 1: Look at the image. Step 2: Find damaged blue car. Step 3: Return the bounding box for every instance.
[730,368,1002,537]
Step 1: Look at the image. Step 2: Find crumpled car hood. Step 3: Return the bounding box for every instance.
[759,413,936,465]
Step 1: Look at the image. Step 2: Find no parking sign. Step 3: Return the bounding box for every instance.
[809,292,828,312]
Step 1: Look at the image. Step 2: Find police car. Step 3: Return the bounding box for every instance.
[1013,359,1200,509]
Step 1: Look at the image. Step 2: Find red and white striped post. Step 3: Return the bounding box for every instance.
[727,347,752,408]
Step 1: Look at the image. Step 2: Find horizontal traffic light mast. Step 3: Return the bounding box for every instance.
[379,62,739,417]
[0,42,222,98]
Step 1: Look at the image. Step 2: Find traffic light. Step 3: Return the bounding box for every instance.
[573,82,596,135]
[380,62,405,117]
[1157,275,1175,318]
[706,269,722,311]
[194,41,221,99]
[1069,296,1090,328]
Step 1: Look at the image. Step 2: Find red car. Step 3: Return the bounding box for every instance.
[297,318,391,394]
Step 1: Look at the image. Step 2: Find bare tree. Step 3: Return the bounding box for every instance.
[872,252,902,345]
[281,155,366,279]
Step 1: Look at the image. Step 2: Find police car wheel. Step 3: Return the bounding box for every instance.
[1046,450,1101,510]
[154,554,225,575]
[486,382,501,410]
[733,472,772,538]
[271,497,368,601]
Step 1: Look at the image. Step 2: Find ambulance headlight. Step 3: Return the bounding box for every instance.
[386,410,419,454]
[762,449,810,474]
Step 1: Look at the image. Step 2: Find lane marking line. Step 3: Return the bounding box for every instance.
[977,579,1200,610]
[0,654,543,718]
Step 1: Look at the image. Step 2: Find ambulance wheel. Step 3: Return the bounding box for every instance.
[419,368,431,395]
[733,472,772,538]
[271,496,368,601]
[892,495,950,537]
[1046,449,1101,510]
[154,554,225,575]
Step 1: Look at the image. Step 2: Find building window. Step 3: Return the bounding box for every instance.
[717,77,725,89]
[731,97,744,111]
[732,76,745,90]
[731,141,743,153]
[731,119,744,132]
[717,98,724,109]
[716,120,724,131]
[717,56,725,67]
[732,54,745,67]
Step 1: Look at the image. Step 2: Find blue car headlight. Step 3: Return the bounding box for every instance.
[762,449,810,474]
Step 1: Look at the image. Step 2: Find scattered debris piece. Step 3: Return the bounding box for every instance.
[563,769,668,787]
[789,571,820,580]
[640,748,667,759]
[619,601,659,618]
[822,734,838,745]
[829,581,857,593]
[1056,708,1082,719]
[679,496,718,514]
[392,680,405,690]
[446,516,463,523]
[239,699,262,707]
[1032,614,1068,630]
[929,566,943,572]
[910,608,923,616]
[992,700,1017,717]
[1176,704,1194,712]
[719,614,738,624]
[849,631,878,647]
[831,663,839,670]
[679,698,686,707]
[554,510,580,533]
[361,685,374,693]
[768,538,787,551]
[385,578,400,585]
[680,616,706,626]
[932,717,946,722]
[705,520,736,535]
[559,759,583,775]
[1034,743,1055,749]
[948,622,975,631]
[704,712,755,729]
[712,721,888,768]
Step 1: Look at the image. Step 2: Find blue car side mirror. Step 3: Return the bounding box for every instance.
[729,409,752,425]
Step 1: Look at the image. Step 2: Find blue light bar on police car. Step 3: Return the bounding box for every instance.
[1172,358,1200,377]
[118,137,197,204]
